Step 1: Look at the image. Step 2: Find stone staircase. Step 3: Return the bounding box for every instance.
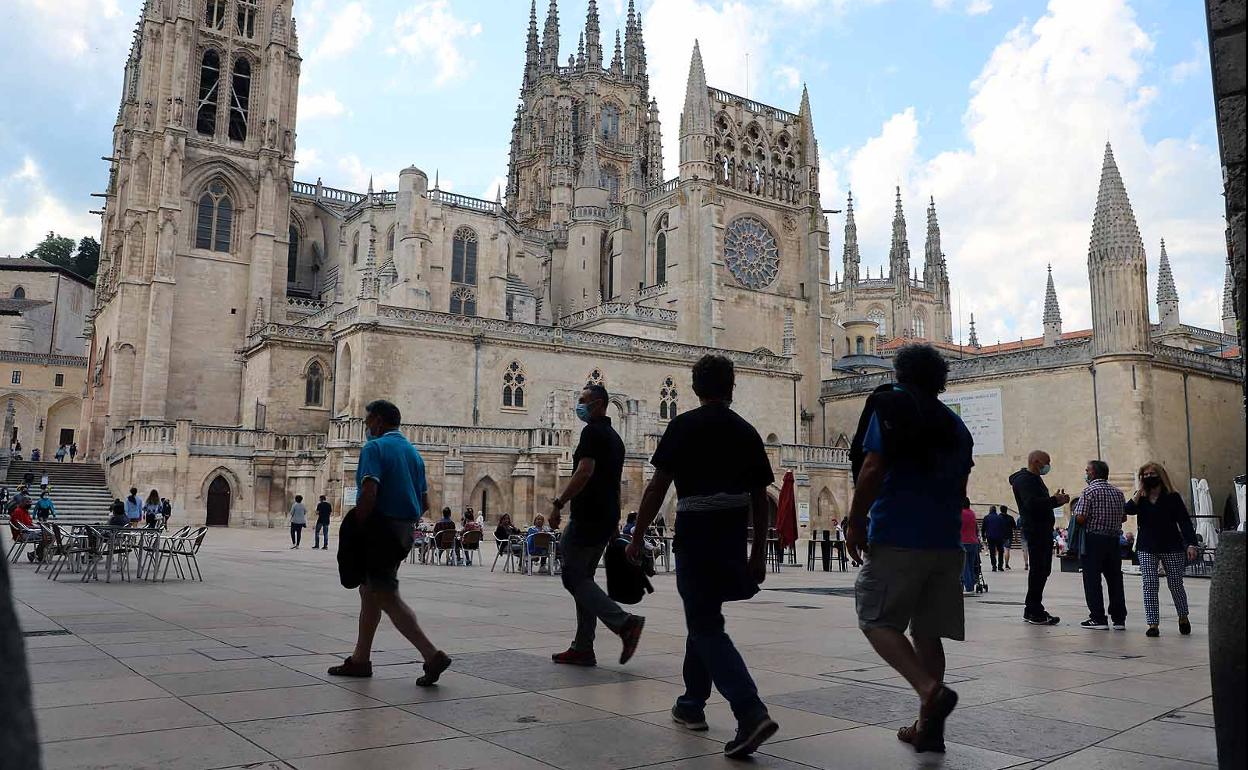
[2,460,115,527]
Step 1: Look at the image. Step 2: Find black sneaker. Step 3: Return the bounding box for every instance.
[1112,620,1126,630]
[1146,626,1160,638]
[671,704,709,731]
[1024,613,1060,625]
[1081,619,1109,630]
[724,713,779,759]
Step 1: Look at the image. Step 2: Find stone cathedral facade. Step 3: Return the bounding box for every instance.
[80,0,1241,529]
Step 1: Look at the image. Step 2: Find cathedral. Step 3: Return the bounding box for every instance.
[78,0,1242,529]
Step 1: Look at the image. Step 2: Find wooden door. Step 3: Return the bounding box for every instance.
[206,476,231,526]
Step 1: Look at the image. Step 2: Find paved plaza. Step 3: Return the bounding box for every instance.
[9,529,1219,770]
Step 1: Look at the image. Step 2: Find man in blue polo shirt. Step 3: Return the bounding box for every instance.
[846,344,974,755]
[328,399,451,687]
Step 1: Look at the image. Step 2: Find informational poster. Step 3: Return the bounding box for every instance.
[798,502,810,524]
[343,485,358,507]
[940,388,1004,456]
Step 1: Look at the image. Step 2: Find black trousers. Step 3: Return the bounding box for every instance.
[1081,532,1127,624]
[987,538,1005,570]
[1023,536,1053,618]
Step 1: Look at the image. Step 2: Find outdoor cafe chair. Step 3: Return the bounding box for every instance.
[161,527,207,582]
[490,533,511,572]
[431,529,457,565]
[82,526,134,583]
[460,529,483,566]
[7,521,43,564]
[45,523,90,580]
[525,532,555,575]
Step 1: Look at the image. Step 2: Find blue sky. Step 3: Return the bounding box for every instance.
[0,0,1227,340]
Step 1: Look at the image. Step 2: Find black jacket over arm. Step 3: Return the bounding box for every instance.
[1009,469,1060,539]
[1125,491,1198,554]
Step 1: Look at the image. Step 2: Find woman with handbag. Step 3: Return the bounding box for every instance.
[1124,462,1198,638]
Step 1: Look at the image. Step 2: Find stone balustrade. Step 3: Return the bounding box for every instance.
[0,350,89,367]
[644,178,680,202]
[331,418,572,452]
[560,300,677,329]
[780,444,850,468]
[106,421,326,461]
[637,282,668,301]
[286,297,327,316]
[709,87,798,121]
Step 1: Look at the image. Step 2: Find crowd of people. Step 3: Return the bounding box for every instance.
[6,441,78,463]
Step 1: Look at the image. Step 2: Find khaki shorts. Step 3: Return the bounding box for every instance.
[855,545,965,641]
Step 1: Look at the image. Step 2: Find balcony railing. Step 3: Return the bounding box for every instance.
[560,300,677,328]
[0,350,89,367]
[331,418,572,451]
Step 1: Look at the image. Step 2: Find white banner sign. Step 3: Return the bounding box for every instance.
[798,502,810,524]
[940,388,1005,456]
[343,486,358,507]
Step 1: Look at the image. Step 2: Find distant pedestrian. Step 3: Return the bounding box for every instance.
[327,399,451,687]
[314,495,332,549]
[124,488,142,527]
[982,505,1006,572]
[33,491,56,523]
[1074,460,1127,630]
[1010,451,1069,625]
[549,383,644,670]
[143,490,161,529]
[160,498,172,529]
[845,344,972,754]
[629,354,778,758]
[69,442,78,462]
[288,495,307,548]
[960,500,980,594]
[54,445,66,463]
[1125,462,1198,638]
[1000,505,1016,569]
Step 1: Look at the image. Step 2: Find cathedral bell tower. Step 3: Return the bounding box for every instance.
[82,0,302,455]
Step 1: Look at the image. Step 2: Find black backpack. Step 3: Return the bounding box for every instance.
[605,537,655,605]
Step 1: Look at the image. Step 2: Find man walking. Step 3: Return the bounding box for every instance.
[844,344,973,754]
[628,354,778,759]
[1000,505,1016,569]
[550,384,644,667]
[1075,460,1128,630]
[1010,451,1069,625]
[982,506,1006,572]
[314,495,333,550]
[328,400,451,686]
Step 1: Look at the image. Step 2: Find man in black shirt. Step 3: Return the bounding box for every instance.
[1000,505,1016,569]
[550,384,644,667]
[314,495,333,550]
[1009,450,1070,625]
[628,355,779,759]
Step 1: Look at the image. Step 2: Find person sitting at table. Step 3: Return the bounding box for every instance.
[526,514,552,573]
[432,507,459,563]
[461,510,484,565]
[622,511,639,536]
[495,514,523,556]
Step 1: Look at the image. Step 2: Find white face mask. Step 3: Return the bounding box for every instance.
[1039,464,1052,476]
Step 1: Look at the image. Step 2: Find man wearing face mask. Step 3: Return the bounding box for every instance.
[1073,460,1128,630]
[1009,450,1070,625]
[549,384,645,667]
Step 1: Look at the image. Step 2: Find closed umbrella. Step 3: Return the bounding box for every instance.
[776,470,798,551]
[1191,478,1219,550]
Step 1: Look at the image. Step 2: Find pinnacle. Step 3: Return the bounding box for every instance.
[1089,141,1145,264]
[1044,264,1062,326]
[1156,238,1178,304]
[1223,257,1235,319]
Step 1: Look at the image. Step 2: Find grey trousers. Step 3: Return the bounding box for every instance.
[560,523,631,652]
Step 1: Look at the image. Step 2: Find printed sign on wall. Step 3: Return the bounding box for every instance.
[940,388,1005,456]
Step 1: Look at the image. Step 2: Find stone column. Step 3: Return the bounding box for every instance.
[442,453,464,516]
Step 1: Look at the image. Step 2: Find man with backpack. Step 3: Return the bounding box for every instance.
[628,354,779,759]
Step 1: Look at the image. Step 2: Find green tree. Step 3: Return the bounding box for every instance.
[21,231,100,281]
[74,236,100,281]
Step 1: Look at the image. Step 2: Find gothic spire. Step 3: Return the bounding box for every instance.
[968,313,980,349]
[584,0,602,68]
[541,0,559,69]
[524,0,540,84]
[681,41,709,135]
[888,186,911,280]
[842,190,860,283]
[1156,238,1178,304]
[578,134,602,189]
[577,32,585,68]
[1088,142,1145,266]
[611,29,623,74]
[1044,264,1062,326]
[924,195,942,281]
[797,84,817,167]
[624,0,645,80]
[1222,255,1235,334]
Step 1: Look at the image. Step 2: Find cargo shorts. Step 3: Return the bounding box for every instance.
[855,544,965,641]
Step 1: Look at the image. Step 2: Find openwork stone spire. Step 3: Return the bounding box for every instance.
[797,85,817,168]
[584,0,602,68]
[924,196,941,283]
[1088,142,1151,356]
[1156,238,1178,303]
[968,313,980,349]
[842,190,860,284]
[542,0,559,69]
[523,0,540,85]
[679,41,713,178]
[611,29,623,74]
[888,187,911,280]
[1043,264,1062,345]
[1223,256,1236,335]
[578,133,602,189]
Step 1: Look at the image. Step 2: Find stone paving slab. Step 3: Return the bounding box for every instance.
[6,527,1221,769]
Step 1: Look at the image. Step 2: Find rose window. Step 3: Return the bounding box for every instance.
[724,216,780,289]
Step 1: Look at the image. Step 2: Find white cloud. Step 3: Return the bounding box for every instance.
[336,155,400,193]
[315,2,374,60]
[1167,42,1206,83]
[966,0,992,15]
[14,0,126,61]
[775,65,802,90]
[823,0,1226,338]
[390,1,483,88]
[0,156,97,258]
[481,176,508,202]
[643,0,766,179]
[299,90,347,121]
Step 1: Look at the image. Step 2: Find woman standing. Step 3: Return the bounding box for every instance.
[1125,462,1198,638]
[143,490,162,529]
[960,498,980,594]
[288,495,308,549]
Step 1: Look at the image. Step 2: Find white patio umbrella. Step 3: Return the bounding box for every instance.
[1190,478,1219,549]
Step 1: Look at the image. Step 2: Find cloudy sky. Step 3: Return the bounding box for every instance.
[0,0,1226,341]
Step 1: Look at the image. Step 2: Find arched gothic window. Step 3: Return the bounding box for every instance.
[451,227,478,286]
[386,225,396,255]
[236,0,258,38]
[287,225,300,285]
[600,104,620,141]
[196,50,221,136]
[204,0,227,30]
[228,58,251,142]
[195,181,233,252]
[913,313,926,339]
[659,377,678,420]
[855,336,865,355]
[502,361,526,408]
[866,308,887,338]
[655,231,667,285]
[351,232,360,265]
[586,368,604,388]
[450,286,477,316]
[601,166,621,203]
[12,287,25,300]
[305,361,324,406]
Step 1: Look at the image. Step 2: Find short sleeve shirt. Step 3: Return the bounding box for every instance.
[355,430,427,520]
[863,404,973,550]
[570,416,626,543]
[316,501,332,522]
[650,402,774,499]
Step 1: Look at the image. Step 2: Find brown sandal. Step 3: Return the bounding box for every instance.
[897,721,919,745]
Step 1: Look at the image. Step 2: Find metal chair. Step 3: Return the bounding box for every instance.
[460,529,483,566]
[161,527,207,581]
[525,532,554,575]
[432,529,457,565]
[45,523,90,580]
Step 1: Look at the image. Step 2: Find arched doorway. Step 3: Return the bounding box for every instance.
[206,476,232,526]
[468,475,503,525]
[817,487,838,528]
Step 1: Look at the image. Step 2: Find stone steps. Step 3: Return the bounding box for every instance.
[3,460,116,527]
